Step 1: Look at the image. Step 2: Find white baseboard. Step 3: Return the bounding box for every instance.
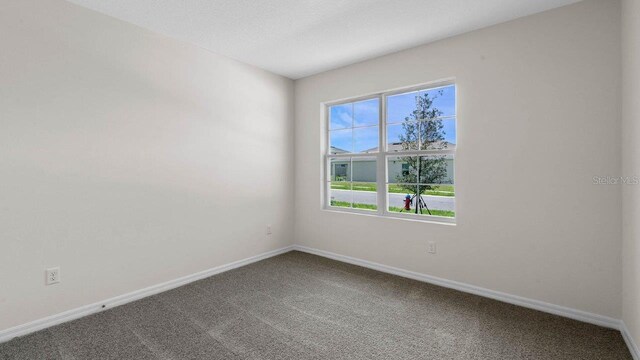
[622,322,640,360]
[0,245,294,344]
[292,245,621,330]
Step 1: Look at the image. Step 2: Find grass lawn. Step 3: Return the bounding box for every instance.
[331,182,454,197]
[388,206,455,218]
[331,200,377,211]
[330,200,455,218]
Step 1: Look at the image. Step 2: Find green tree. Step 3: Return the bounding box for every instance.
[396,91,450,208]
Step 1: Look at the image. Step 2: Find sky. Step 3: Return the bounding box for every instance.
[330,85,456,153]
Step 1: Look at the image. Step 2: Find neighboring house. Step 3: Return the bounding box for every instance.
[330,146,349,154]
[331,142,455,184]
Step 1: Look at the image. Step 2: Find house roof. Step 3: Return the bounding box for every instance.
[362,141,456,153]
[331,142,455,155]
[330,146,349,154]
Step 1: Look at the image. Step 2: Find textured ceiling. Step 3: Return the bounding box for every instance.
[65,0,582,79]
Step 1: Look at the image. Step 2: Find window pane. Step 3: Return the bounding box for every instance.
[428,85,456,118]
[330,129,352,154]
[417,185,455,217]
[442,118,456,146]
[354,126,379,153]
[350,182,377,210]
[387,185,417,213]
[352,157,377,210]
[387,90,420,124]
[387,123,418,152]
[329,157,352,208]
[418,155,454,185]
[330,158,351,182]
[330,103,352,130]
[387,155,418,183]
[330,182,352,208]
[352,157,376,183]
[387,185,455,217]
[387,85,456,124]
[419,118,456,150]
[354,98,379,127]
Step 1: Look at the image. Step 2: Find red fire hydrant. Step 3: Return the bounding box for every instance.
[404,195,412,210]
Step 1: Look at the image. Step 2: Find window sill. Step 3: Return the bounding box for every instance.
[322,206,456,226]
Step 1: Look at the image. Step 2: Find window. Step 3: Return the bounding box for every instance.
[325,82,456,222]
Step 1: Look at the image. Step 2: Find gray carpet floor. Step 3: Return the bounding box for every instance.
[0,251,632,359]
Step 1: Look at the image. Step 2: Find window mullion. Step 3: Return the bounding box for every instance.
[378,94,386,216]
[328,153,372,159]
[349,157,354,209]
[325,105,330,208]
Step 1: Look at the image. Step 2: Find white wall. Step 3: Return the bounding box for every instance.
[295,0,622,318]
[0,0,294,332]
[622,0,640,348]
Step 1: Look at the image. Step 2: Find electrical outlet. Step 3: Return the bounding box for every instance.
[427,241,437,254]
[266,225,272,235]
[46,267,60,285]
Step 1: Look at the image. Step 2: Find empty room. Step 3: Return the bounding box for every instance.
[1,0,639,359]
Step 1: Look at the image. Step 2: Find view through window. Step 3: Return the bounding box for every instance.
[326,83,456,220]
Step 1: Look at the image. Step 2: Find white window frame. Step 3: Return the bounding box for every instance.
[323,80,456,224]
